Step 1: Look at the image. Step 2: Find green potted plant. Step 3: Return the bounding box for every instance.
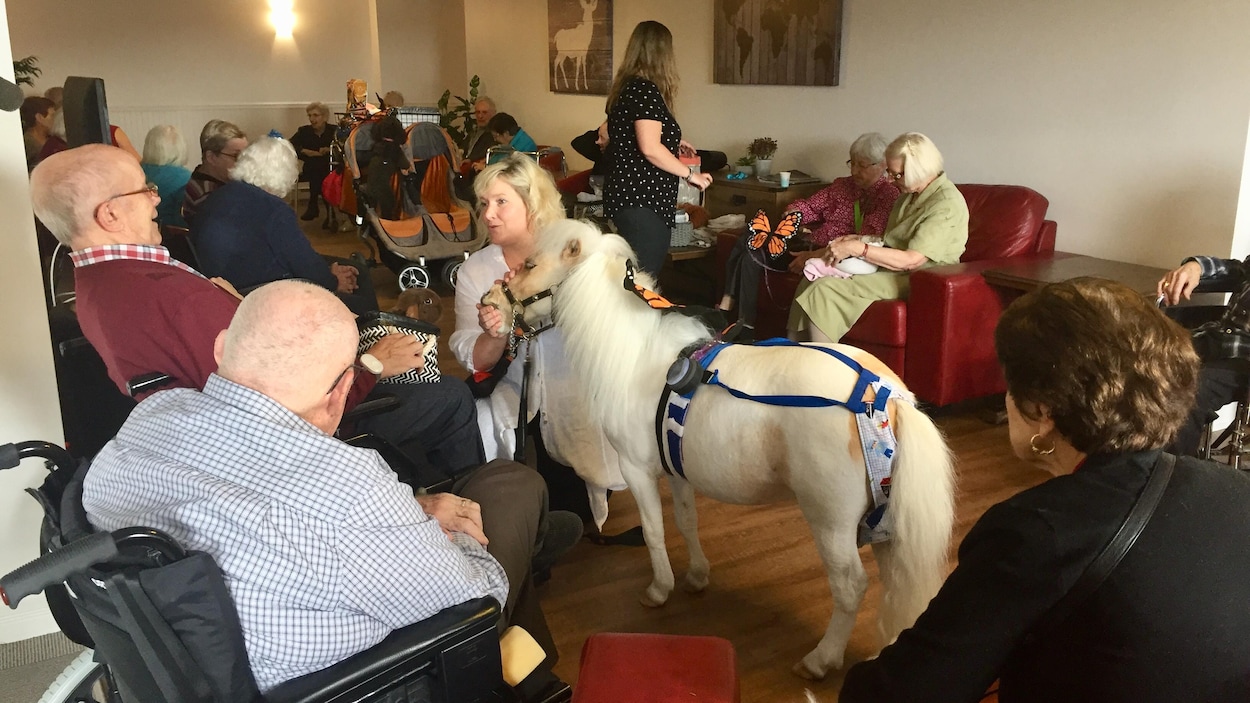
[437,74,482,154]
[733,154,756,175]
[749,137,778,177]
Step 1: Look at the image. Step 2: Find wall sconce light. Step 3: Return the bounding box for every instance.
[270,0,296,39]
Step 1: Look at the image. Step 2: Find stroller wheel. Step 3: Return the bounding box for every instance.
[398,265,431,290]
[441,259,465,290]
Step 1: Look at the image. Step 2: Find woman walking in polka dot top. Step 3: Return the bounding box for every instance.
[603,21,713,276]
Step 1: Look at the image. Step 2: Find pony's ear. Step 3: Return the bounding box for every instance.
[562,238,581,261]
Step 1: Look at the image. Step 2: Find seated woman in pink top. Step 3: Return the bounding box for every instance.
[718,132,900,337]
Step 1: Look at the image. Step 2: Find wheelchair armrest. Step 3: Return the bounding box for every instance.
[126,372,175,398]
[1194,274,1242,294]
[341,394,400,424]
[265,597,503,703]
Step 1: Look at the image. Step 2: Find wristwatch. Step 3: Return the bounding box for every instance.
[359,353,384,376]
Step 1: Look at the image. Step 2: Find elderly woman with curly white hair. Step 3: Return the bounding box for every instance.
[192,136,377,313]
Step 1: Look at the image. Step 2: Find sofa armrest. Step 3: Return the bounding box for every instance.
[905,258,1046,406]
[266,597,503,703]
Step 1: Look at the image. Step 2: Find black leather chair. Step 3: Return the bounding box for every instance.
[1,441,505,703]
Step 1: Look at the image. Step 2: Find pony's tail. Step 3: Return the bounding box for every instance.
[873,400,955,643]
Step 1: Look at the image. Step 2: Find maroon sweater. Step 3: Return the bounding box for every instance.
[74,259,377,403]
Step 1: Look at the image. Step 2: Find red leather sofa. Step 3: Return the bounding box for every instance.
[715,183,1057,407]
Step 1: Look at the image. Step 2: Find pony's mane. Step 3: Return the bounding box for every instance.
[544,221,709,430]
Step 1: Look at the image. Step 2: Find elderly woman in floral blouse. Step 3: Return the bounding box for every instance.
[718,132,900,336]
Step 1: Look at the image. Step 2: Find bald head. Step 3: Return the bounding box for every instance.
[30,144,160,249]
[215,281,358,424]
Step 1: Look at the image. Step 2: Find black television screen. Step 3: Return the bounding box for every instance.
[62,76,110,148]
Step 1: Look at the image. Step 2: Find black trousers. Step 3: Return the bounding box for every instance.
[612,206,670,278]
[1171,357,1250,456]
[358,377,486,476]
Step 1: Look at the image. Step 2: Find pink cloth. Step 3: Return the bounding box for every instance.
[803,257,852,281]
[786,175,901,246]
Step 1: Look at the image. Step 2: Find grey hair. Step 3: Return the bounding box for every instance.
[141,125,188,167]
[305,101,330,118]
[849,132,888,165]
[886,132,944,192]
[230,137,299,197]
[30,145,129,246]
[199,119,247,156]
[474,95,497,112]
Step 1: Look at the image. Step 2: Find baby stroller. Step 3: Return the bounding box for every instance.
[345,117,484,291]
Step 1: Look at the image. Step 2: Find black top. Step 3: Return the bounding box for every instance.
[290,124,333,181]
[604,77,681,225]
[841,450,1250,703]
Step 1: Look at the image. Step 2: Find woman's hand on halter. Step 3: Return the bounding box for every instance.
[477,302,508,339]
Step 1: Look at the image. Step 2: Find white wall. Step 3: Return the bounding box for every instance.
[0,0,71,642]
[377,0,468,107]
[463,0,1250,265]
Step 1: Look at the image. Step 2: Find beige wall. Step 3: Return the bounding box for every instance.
[0,0,70,642]
[464,0,1250,266]
[377,0,468,106]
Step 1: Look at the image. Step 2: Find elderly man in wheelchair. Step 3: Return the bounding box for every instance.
[1159,254,1250,465]
[2,280,572,702]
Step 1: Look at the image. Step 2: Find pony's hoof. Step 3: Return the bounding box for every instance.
[792,658,829,681]
[681,572,709,593]
[640,585,670,608]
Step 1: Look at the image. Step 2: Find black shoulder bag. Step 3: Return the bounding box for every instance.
[1029,452,1176,642]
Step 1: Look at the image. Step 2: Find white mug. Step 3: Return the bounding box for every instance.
[778,171,791,188]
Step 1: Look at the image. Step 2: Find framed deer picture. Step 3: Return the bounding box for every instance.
[548,0,613,95]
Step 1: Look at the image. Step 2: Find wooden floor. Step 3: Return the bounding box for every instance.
[306,220,1050,701]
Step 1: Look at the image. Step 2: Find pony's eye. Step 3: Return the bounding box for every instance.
[523,260,536,270]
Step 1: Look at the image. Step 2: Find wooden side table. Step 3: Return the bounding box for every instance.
[704,173,826,222]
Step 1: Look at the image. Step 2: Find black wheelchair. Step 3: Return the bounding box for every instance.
[0,440,508,703]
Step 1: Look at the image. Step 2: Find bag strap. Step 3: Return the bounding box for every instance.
[1029,452,1175,642]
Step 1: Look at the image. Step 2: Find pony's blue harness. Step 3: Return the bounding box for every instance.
[655,338,911,544]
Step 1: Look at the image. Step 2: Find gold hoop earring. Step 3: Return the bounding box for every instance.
[1030,433,1055,456]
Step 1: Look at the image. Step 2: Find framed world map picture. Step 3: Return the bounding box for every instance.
[549,0,613,95]
[714,0,843,86]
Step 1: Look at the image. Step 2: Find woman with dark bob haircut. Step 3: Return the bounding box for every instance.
[840,278,1250,703]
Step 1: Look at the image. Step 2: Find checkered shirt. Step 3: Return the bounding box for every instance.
[1189,255,1250,360]
[82,374,508,692]
[70,243,205,279]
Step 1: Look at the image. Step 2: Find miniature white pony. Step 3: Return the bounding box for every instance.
[483,220,955,679]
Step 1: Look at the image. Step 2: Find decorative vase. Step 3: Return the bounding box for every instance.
[754,159,773,178]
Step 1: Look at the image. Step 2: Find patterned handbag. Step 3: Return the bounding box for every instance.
[356,311,441,384]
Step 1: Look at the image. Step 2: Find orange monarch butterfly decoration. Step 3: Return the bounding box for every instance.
[746,209,803,260]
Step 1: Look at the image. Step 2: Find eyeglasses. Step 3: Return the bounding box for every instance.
[886,169,905,182]
[846,159,879,171]
[325,362,366,395]
[94,183,159,219]
[216,150,241,161]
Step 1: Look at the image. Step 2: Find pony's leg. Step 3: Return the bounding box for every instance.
[629,466,676,607]
[792,506,869,681]
[667,475,709,593]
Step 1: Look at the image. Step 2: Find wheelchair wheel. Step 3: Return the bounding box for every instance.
[397,265,431,290]
[440,259,464,290]
[37,650,117,703]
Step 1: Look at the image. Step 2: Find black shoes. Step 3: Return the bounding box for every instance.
[301,208,318,221]
[532,510,583,579]
[513,669,572,703]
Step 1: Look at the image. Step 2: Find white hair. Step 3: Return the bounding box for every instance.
[230,136,299,197]
[848,132,888,164]
[886,132,945,192]
[141,125,188,167]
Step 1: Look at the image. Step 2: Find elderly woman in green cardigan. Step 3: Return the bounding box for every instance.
[788,132,969,342]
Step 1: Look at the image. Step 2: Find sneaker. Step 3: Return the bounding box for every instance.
[532,510,583,573]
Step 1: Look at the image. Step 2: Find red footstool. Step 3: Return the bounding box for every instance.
[572,632,739,703]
